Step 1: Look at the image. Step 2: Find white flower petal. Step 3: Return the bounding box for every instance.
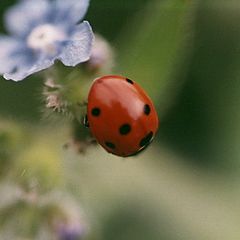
[59,21,94,66]
[54,0,90,24]
[0,36,22,74]
[4,56,54,82]
[4,0,50,37]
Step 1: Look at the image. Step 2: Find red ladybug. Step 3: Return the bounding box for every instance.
[87,75,159,157]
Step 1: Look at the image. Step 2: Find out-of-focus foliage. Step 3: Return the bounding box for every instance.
[160,0,240,168]
[1,0,240,239]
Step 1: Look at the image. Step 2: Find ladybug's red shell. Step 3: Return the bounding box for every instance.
[87,75,159,157]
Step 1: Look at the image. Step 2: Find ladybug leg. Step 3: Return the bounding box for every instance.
[83,114,89,128]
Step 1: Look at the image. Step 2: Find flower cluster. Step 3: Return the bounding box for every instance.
[0,0,94,81]
[0,0,117,239]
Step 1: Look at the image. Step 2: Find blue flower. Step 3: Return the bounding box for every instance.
[56,220,86,240]
[0,0,94,81]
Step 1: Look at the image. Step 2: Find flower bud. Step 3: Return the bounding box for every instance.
[87,34,114,72]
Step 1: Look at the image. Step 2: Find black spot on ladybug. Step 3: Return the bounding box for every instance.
[144,104,151,115]
[126,78,134,84]
[119,124,131,135]
[91,107,101,116]
[105,141,116,149]
[139,131,153,147]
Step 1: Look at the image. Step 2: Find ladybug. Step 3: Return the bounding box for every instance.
[86,75,159,157]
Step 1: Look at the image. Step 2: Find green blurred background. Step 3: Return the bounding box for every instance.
[1,0,240,239]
